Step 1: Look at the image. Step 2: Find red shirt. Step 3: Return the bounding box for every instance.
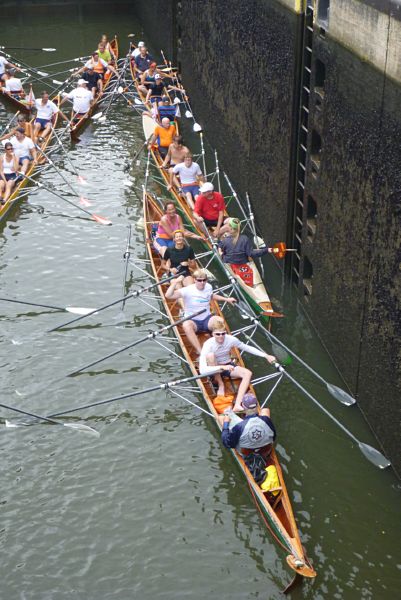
[194,192,225,221]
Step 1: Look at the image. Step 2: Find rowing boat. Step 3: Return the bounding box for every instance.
[0,83,33,114]
[0,96,60,223]
[69,37,118,139]
[141,112,275,321]
[143,191,316,580]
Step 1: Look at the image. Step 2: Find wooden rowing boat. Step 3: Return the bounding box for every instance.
[0,96,60,223]
[143,191,316,580]
[69,37,118,139]
[142,112,274,320]
[0,83,33,114]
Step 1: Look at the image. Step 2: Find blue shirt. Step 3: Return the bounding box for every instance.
[135,53,154,72]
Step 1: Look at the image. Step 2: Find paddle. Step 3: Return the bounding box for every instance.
[41,371,221,420]
[36,56,90,69]
[67,308,207,376]
[274,363,391,469]
[0,46,56,52]
[22,173,112,226]
[131,139,148,164]
[1,401,99,436]
[50,126,87,184]
[235,298,356,406]
[0,297,96,315]
[48,272,182,333]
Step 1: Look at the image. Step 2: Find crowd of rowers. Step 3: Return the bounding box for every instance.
[131,44,278,456]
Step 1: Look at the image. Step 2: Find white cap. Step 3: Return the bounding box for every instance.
[138,41,145,47]
[155,74,161,80]
[78,79,87,85]
[199,182,214,194]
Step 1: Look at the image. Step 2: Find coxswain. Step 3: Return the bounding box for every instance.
[61,79,93,119]
[134,45,154,77]
[81,66,102,98]
[199,317,276,410]
[193,182,226,237]
[161,229,196,287]
[0,141,19,204]
[169,153,205,209]
[148,116,176,159]
[219,217,272,264]
[3,70,25,98]
[165,269,236,354]
[32,91,59,143]
[9,127,37,175]
[221,393,276,454]
[153,200,203,256]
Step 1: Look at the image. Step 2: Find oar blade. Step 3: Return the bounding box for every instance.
[271,343,292,366]
[193,123,202,132]
[37,70,49,77]
[185,110,192,118]
[92,214,112,226]
[79,196,91,207]
[43,48,57,52]
[65,306,97,315]
[91,112,103,121]
[77,175,87,185]
[327,383,356,406]
[358,442,391,469]
[63,423,100,437]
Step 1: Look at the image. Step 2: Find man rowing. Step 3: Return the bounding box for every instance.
[148,116,176,159]
[32,91,59,143]
[131,41,145,60]
[199,317,276,411]
[169,153,204,209]
[165,269,236,354]
[221,393,276,455]
[161,135,189,187]
[193,182,226,238]
[61,79,93,119]
[81,66,102,97]
[3,70,25,99]
[134,45,154,77]
[9,127,37,175]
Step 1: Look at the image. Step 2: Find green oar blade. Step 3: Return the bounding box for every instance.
[327,383,356,406]
[358,442,391,469]
[271,343,292,366]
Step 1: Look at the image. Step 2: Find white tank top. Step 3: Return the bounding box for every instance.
[2,154,15,174]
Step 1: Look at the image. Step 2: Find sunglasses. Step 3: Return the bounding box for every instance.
[196,278,207,282]
[214,332,226,337]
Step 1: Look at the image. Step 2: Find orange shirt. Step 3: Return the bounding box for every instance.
[155,124,176,148]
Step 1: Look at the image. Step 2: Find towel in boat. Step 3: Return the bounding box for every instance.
[212,394,234,414]
[260,465,280,496]
[230,263,254,287]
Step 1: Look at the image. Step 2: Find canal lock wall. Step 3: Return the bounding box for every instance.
[135,0,401,476]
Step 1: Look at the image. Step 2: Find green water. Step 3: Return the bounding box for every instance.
[0,5,400,600]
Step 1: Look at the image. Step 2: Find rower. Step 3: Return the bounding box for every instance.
[153,200,203,257]
[0,114,31,142]
[95,42,111,64]
[165,269,236,354]
[169,152,204,210]
[221,393,276,455]
[138,61,158,95]
[32,91,59,143]
[81,66,102,98]
[161,229,196,288]
[219,217,271,265]
[161,134,189,188]
[61,79,93,119]
[0,54,20,83]
[193,182,226,238]
[0,141,19,204]
[199,317,276,410]
[3,70,25,99]
[157,95,179,123]
[131,40,145,60]
[148,116,176,159]
[9,127,37,175]
[134,45,154,77]
[99,34,116,61]
[81,52,117,87]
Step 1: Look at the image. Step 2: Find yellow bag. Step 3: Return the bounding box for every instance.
[212,394,234,414]
[260,465,280,496]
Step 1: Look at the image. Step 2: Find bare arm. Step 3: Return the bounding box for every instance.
[212,293,237,305]
[165,276,184,300]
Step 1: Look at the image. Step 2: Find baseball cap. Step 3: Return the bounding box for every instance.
[242,394,258,409]
[199,182,214,194]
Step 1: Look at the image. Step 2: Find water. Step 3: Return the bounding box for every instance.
[0,7,400,600]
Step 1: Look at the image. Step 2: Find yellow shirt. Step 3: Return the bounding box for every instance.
[97,49,111,63]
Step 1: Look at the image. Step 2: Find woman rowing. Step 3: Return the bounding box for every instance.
[153,200,204,256]
[0,141,19,204]
[161,229,196,287]
[218,217,272,265]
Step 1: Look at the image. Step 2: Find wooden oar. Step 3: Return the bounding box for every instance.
[67,308,207,376]
[22,173,112,225]
[48,272,182,333]
[274,363,391,469]
[0,297,95,315]
[235,299,356,406]
[1,401,99,436]
[44,371,221,420]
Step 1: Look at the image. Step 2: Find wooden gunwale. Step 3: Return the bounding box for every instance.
[69,37,119,139]
[0,96,61,223]
[143,191,316,579]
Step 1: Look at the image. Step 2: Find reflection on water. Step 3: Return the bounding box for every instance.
[0,7,400,600]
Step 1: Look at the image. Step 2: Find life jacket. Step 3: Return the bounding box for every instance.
[90,59,105,74]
